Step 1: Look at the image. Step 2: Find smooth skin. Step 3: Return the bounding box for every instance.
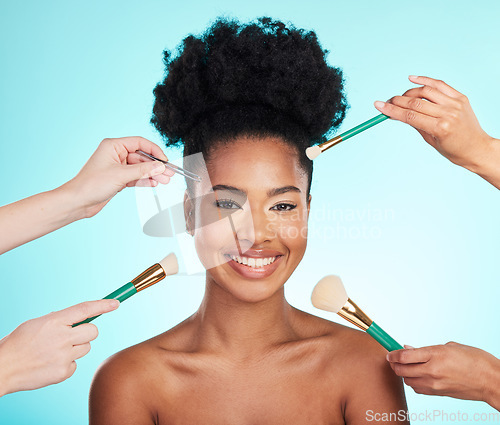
[89,137,408,425]
[376,76,500,411]
[0,137,174,397]
[375,75,500,190]
[387,343,500,411]
[0,300,119,397]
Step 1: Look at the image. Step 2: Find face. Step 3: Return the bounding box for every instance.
[185,135,311,303]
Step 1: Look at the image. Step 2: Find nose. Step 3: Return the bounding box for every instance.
[233,203,275,248]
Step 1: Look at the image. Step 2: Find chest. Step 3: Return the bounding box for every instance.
[154,363,346,425]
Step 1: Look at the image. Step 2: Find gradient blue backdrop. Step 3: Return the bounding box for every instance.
[1,0,499,423]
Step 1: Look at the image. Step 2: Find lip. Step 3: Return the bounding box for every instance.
[223,249,284,279]
[225,248,284,258]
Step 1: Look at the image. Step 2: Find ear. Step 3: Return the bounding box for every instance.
[306,194,311,218]
[183,190,194,236]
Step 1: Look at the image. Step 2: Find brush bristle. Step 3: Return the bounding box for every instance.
[305,146,321,160]
[311,275,348,313]
[159,253,179,275]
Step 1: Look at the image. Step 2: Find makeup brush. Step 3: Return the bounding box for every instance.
[73,253,179,327]
[306,114,388,160]
[311,275,403,351]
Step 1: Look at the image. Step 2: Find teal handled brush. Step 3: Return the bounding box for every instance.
[306,114,389,160]
[73,253,179,327]
[311,275,403,352]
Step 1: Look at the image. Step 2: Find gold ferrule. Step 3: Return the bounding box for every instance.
[319,135,343,153]
[131,263,166,292]
[337,298,373,331]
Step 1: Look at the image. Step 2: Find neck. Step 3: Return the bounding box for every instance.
[193,273,298,359]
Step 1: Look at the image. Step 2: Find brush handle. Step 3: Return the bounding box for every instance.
[338,114,389,141]
[72,282,137,327]
[366,321,403,352]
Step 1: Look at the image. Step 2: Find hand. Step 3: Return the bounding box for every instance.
[387,342,500,409]
[0,299,119,397]
[374,76,496,172]
[63,137,175,218]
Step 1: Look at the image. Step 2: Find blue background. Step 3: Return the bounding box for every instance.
[1,0,499,423]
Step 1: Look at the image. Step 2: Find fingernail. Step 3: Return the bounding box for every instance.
[386,353,390,361]
[409,75,418,80]
[374,101,385,109]
[151,163,166,174]
[108,299,120,309]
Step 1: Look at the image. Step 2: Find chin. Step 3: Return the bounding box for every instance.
[225,280,284,304]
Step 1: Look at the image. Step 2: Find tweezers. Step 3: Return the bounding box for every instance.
[136,150,202,182]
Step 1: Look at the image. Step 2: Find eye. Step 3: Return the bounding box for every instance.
[215,199,242,209]
[270,203,297,212]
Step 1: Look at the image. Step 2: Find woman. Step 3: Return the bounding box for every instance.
[90,17,408,424]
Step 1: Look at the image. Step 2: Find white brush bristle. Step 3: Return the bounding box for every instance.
[159,253,179,275]
[311,275,348,313]
[305,146,321,160]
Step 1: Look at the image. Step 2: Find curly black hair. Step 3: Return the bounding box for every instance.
[151,16,348,195]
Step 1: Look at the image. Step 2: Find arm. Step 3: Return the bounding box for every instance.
[375,75,500,190]
[0,299,119,397]
[89,351,155,425]
[0,137,173,255]
[344,335,409,424]
[387,342,500,412]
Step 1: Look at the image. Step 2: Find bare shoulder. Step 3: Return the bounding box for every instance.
[294,311,408,423]
[295,309,391,358]
[89,318,196,425]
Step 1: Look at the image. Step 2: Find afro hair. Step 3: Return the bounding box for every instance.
[151,16,348,193]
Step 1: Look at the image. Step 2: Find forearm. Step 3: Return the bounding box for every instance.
[0,336,15,397]
[484,355,500,411]
[0,184,85,255]
[465,136,500,191]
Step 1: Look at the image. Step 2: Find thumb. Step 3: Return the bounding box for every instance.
[120,161,166,184]
[55,299,120,325]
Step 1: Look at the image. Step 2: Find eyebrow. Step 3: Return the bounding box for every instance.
[212,184,301,197]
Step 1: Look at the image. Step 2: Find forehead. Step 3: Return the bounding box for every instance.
[203,136,308,194]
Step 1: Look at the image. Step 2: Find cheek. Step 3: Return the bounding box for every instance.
[271,208,309,253]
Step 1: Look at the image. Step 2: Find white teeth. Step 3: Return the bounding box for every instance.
[228,255,278,268]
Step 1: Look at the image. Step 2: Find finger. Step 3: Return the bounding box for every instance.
[125,152,152,164]
[409,75,464,99]
[386,346,432,364]
[389,95,444,118]
[374,101,437,134]
[67,361,77,379]
[389,361,426,378]
[126,178,158,188]
[114,137,169,162]
[72,342,91,360]
[118,161,166,185]
[126,153,176,178]
[402,86,458,106]
[55,299,120,325]
[70,323,99,345]
[151,173,172,185]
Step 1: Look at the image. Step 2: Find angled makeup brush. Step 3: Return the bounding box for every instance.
[311,275,403,351]
[306,114,388,160]
[73,253,179,326]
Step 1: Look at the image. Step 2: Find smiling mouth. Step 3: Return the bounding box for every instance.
[224,254,281,268]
